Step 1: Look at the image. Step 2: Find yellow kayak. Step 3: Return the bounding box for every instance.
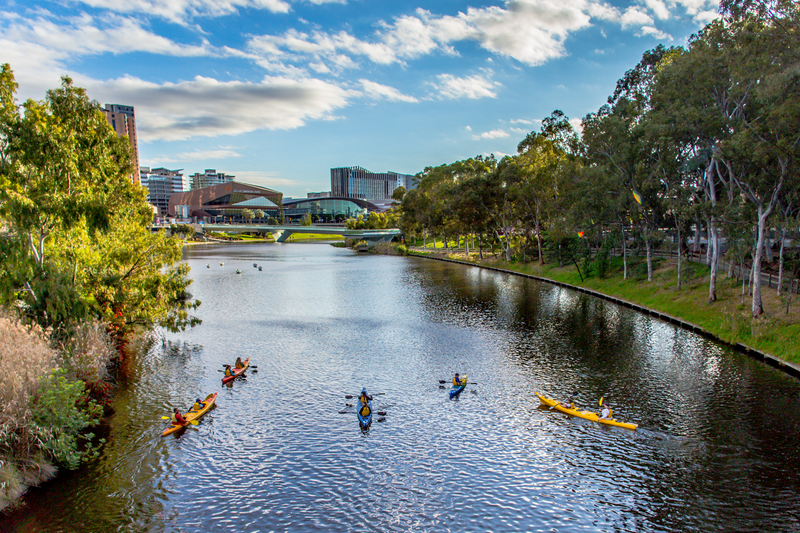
[535,392,637,430]
[162,392,218,436]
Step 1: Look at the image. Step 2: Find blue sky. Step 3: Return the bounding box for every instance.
[2,0,719,198]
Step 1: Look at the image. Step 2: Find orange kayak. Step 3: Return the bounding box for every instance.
[222,358,250,384]
[162,392,218,436]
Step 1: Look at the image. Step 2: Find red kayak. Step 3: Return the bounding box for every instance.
[222,358,250,384]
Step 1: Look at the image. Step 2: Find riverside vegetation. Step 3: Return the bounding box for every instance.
[0,65,200,510]
[395,1,800,365]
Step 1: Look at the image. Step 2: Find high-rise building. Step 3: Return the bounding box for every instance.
[140,167,189,216]
[102,104,140,184]
[330,167,415,201]
[189,169,235,190]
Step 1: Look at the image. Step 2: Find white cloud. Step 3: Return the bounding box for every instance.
[569,117,583,135]
[693,10,720,24]
[465,125,473,131]
[74,0,290,24]
[226,170,297,187]
[359,79,418,102]
[510,119,534,124]
[641,0,671,19]
[243,0,679,73]
[90,74,353,141]
[620,8,654,29]
[176,149,243,160]
[472,129,510,140]
[433,73,499,99]
[639,25,672,40]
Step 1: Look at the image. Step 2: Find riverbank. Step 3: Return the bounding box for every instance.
[408,247,800,374]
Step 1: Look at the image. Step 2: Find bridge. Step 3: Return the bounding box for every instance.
[201,224,401,247]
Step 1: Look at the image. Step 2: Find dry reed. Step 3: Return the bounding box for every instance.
[59,320,116,383]
[0,309,59,510]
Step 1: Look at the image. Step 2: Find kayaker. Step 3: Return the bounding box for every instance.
[224,364,234,377]
[193,397,206,410]
[171,408,187,426]
[560,392,579,409]
[235,357,244,369]
[453,373,464,386]
[359,388,372,405]
[599,403,612,420]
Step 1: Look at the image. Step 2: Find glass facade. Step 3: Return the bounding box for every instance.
[284,198,368,220]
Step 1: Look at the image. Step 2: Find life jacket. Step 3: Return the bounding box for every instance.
[453,377,463,386]
[225,367,234,376]
[359,395,369,405]
[360,404,371,417]
[193,402,205,410]
[235,359,244,369]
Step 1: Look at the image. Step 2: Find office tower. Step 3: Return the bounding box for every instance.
[330,167,415,201]
[189,169,236,190]
[102,104,140,184]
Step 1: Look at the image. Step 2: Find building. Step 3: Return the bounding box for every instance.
[140,167,189,217]
[330,167,415,201]
[307,192,331,199]
[189,169,235,190]
[102,104,140,184]
[282,197,378,223]
[168,181,282,222]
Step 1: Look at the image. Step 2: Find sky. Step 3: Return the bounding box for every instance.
[1,0,719,198]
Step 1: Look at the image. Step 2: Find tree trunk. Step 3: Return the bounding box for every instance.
[645,230,653,282]
[709,220,720,303]
[752,205,770,317]
[622,228,627,280]
[705,219,712,265]
[692,222,701,254]
[676,222,682,290]
[478,234,484,260]
[535,217,543,265]
[778,226,786,296]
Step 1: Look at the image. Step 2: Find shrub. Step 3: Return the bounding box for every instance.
[30,370,103,470]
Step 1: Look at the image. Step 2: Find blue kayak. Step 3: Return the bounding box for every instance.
[357,400,373,428]
[449,376,467,398]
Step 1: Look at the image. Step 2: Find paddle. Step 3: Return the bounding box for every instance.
[220,364,257,369]
[344,393,385,399]
[161,417,199,425]
[439,379,477,385]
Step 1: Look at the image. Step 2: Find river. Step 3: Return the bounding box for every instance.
[2,243,799,532]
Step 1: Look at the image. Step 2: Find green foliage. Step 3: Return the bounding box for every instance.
[266,217,278,225]
[300,213,312,226]
[241,208,255,222]
[30,370,103,469]
[0,65,200,340]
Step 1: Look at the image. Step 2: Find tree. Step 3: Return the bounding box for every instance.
[0,65,199,338]
[241,208,255,223]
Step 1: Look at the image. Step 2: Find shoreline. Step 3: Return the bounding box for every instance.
[408,250,800,380]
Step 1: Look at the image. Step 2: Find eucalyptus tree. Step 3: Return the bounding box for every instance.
[0,65,199,338]
[513,111,581,265]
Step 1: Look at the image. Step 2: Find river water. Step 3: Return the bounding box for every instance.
[2,243,799,532]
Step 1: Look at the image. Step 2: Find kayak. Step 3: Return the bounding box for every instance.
[535,392,637,430]
[162,392,218,436]
[222,358,250,384]
[449,375,467,398]
[357,399,372,429]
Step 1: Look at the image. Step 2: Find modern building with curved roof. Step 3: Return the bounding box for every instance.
[168,182,282,221]
[282,196,380,222]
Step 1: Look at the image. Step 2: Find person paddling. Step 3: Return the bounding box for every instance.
[560,392,579,410]
[192,397,206,410]
[359,388,372,405]
[235,357,244,369]
[453,373,465,387]
[224,364,234,377]
[171,408,187,426]
[599,400,612,420]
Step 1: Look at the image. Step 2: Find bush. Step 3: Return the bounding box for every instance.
[30,370,103,470]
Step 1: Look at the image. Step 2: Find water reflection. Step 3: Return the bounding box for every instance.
[2,244,799,532]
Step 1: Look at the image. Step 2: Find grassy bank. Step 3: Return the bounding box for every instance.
[410,247,800,368]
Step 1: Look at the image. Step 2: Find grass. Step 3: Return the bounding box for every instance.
[411,249,800,367]
[285,233,345,242]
